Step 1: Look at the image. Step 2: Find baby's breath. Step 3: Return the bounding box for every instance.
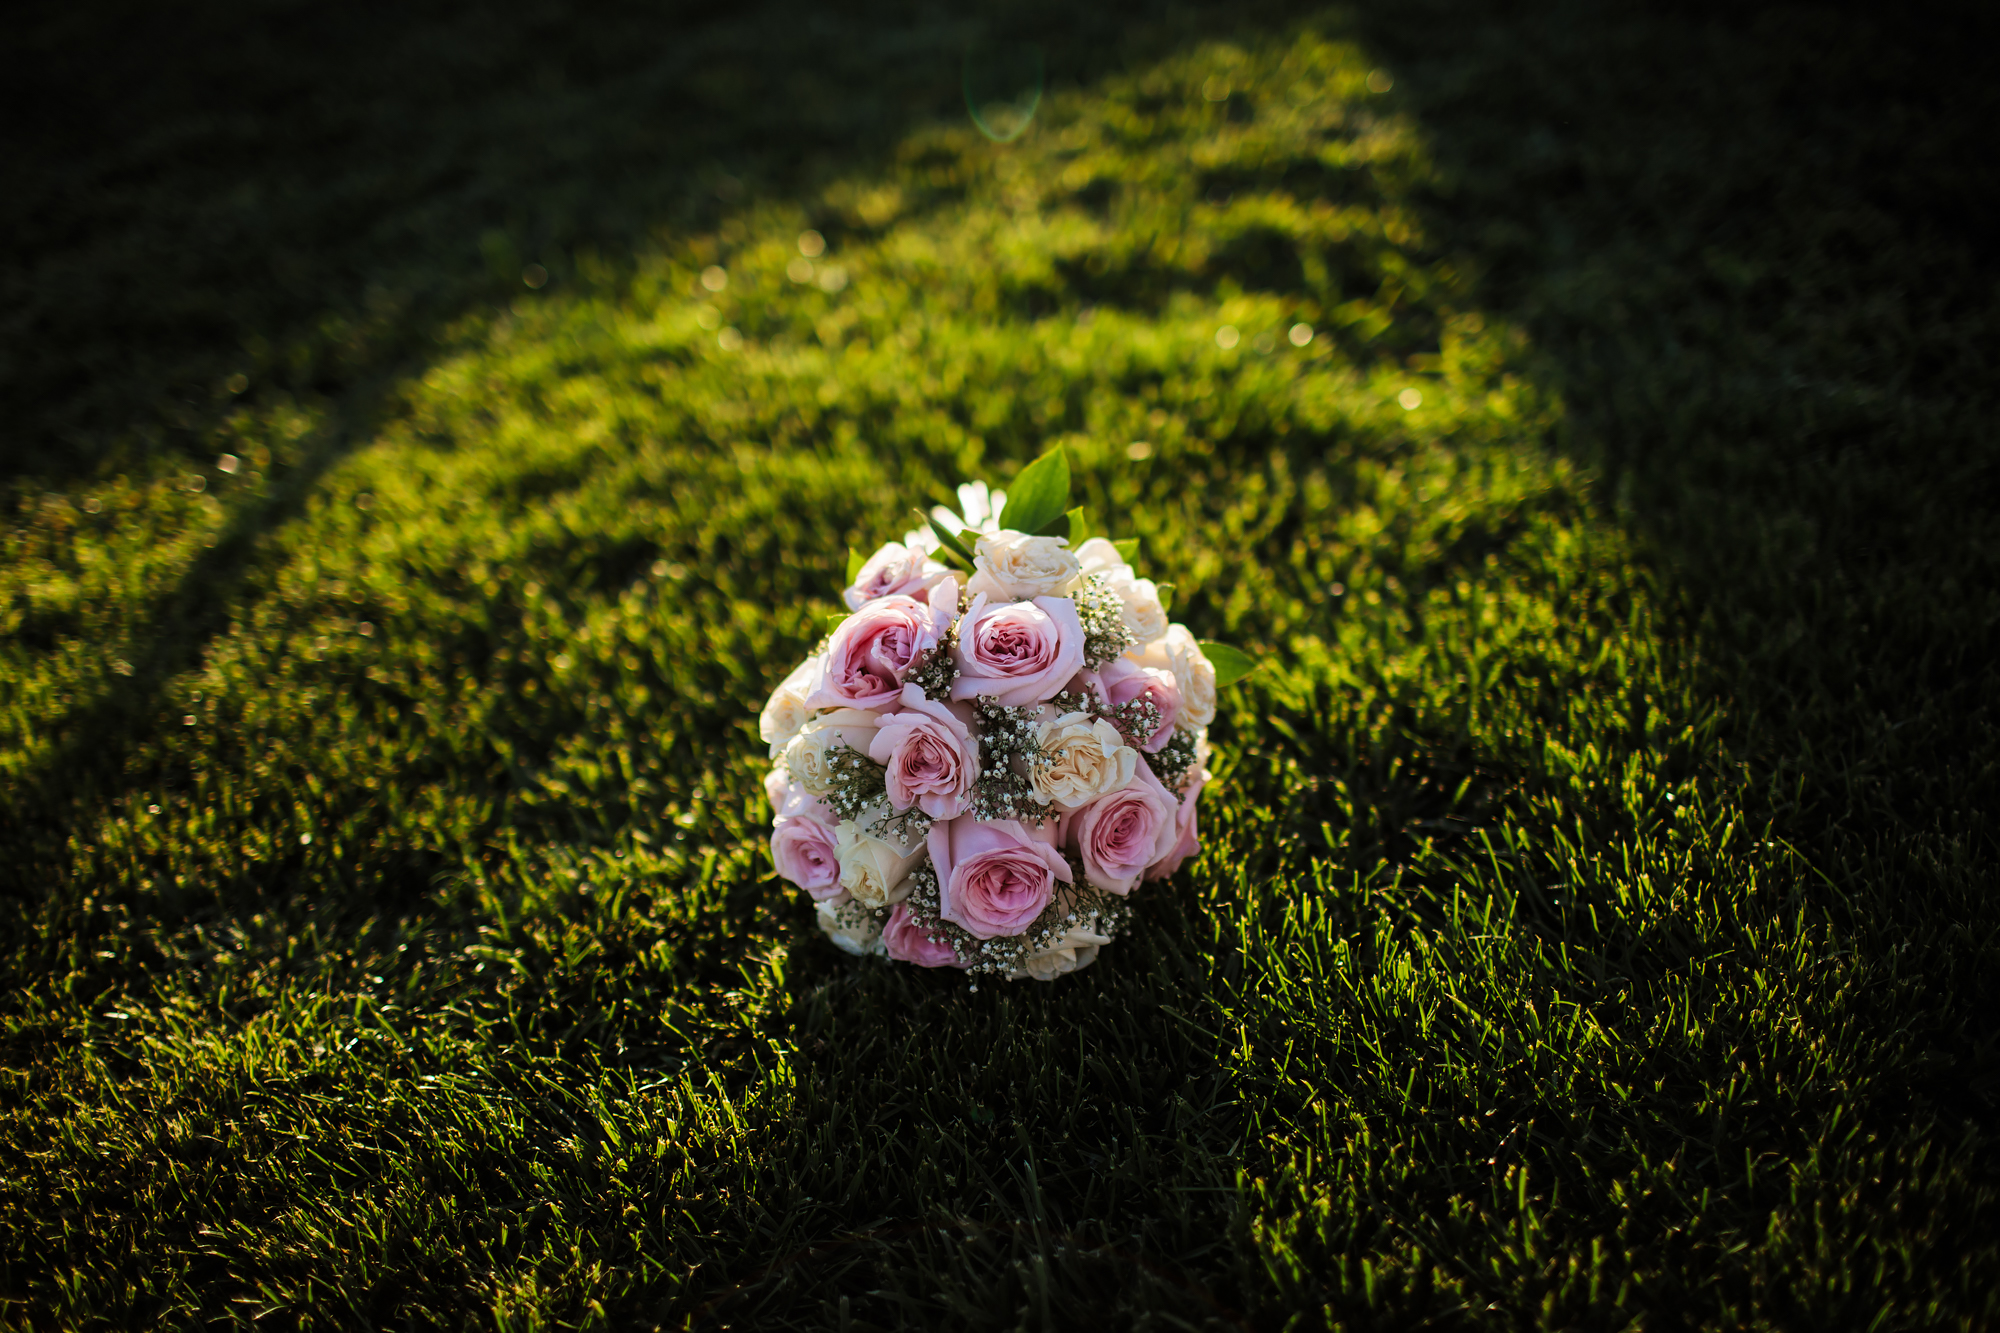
[870,804,932,844]
[821,742,889,822]
[1043,687,1095,718]
[1104,695,1163,747]
[968,770,1046,824]
[828,897,889,931]
[1060,873,1136,941]
[967,695,1053,825]
[822,740,934,839]
[1073,574,1136,669]
[1145,730,1200,794]
[906,639,957,702]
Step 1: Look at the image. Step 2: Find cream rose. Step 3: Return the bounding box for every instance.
[1009,921,1114,981]
[1107,574,1168,645]
[1029,712,1138,811]
[782,709,884,796]
[967,531,1082,600]
[1073,537,1131,580]
[815,898,886,956]
[834,819,925,909]
[1070,538,1167,644]
[1129,624,1217,731]
[758,655,823,757]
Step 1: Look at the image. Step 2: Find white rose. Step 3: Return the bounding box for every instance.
[1008,922,1113,981]
[1107,573,1168,645]
[906,481,1008,548]
[781,708,883,795]
[953,481,1006,534]
[1071,539,1166,646]
[966,531,1081,601]
[1072,537,1132,580]
[759,655,822,758]
[1028,712,1138,810]
[816,898,886,956]
[1130,624,1216,731]
[834,819,925,909]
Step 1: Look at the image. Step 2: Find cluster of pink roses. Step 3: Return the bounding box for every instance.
[760,479,1233,982]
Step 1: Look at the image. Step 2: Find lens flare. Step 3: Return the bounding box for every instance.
[964,41,1044,143]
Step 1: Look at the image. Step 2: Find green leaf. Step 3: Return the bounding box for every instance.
[997,446,1070,536]
[1154,582,1175,613]
[1112,538,1140,564]
[1197,641,1259,688]
[1065,507,1090,545]
[919,512,977,569]
[845,546,866,586]
[827,610,850,632]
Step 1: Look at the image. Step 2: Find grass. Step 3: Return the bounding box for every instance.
[4,0,1997,1327]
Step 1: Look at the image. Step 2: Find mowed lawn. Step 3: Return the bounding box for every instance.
[4,0,1996,1328]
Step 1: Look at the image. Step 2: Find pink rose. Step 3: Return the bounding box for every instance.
[927,816,1073,940]
[767,773,844,900]
[809,579,958,711]
[843,540,951,611]
[1145,765,1208,882]
[949,593,1085,707]
[867,685,980,818]
[881,902,964,968]
[1071,757,1178,894]
[1095,657,1182,752]
[772,816,843,899]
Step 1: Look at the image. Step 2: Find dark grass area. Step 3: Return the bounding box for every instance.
[3,0,1997,1328]
[1375,0,2000,1081]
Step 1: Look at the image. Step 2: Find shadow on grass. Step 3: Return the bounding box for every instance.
[671,889,1257,1331]
[1346,0,2000,1096]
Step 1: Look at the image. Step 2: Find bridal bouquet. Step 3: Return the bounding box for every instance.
[759,448,1254,982]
